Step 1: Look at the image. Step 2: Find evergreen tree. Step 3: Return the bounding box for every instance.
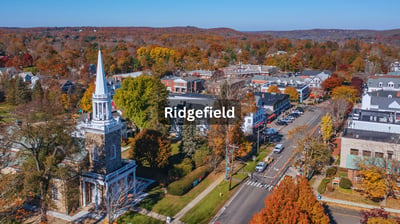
[181,120,198,157]
[15,77,31,104]
[32,80,44,101]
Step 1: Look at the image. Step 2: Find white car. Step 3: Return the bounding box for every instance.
[273,144,284,153]
[255,162,267,172]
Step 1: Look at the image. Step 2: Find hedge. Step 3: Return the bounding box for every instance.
[318,178,331,194]
[167,166,210,196]
[325,167,337,178]
[339,177,352,189]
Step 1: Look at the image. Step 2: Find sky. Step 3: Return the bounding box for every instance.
[2,0,399,31]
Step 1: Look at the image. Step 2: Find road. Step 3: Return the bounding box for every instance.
[326,205,361,224]
[212,105,325,224]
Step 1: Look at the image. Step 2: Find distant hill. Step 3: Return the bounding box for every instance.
[247,29,400,42]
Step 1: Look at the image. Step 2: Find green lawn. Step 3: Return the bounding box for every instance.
[182,181,236,224]
[138,172,219,217]
[117,211,164,224]
[324,187,380,206]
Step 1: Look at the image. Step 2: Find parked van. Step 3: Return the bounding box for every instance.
[273,144,284,153]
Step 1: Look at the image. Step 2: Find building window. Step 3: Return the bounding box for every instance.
[378,82,383,87]
[388,82,394,88]
[111,145,117,160]
[388,151,393,159]
[375,152,384,158]
[362,150,371,157]
[350,148,359,155]
[93,146,98,161]
[52,185,58,200]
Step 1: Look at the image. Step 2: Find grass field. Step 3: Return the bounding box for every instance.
[117,211,164,224]
[0,103,15,123]
[138,172,220,217]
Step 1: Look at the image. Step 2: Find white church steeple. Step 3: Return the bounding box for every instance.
[88,49,120,132]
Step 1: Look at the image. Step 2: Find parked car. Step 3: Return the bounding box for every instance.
[255,162,267,172]
[263,128,277,135]
[273,143,285,153]
[294,110,303,115]
[286,116,295,121]
[276,120,288,126]
[281,118,292,123]
[290,113,300,118]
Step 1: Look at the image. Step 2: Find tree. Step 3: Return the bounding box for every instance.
[359,166,387,200]
[250,177,329,224]
[331,85,360,103]
[114,75,168,131]
[79,82,95,112]
[130,129,171,168]
[15,77,31,105]
[321,74,344,92]
[2,100,76,222]
[320,113,333,143]
[32,81,44,102]
[107,180,147,224]
[181,120,199,157]
[284,86,299,102]
[329,98,352,134]
[267,85,281,94]
[360,208,400,224]
[351,55,365,72]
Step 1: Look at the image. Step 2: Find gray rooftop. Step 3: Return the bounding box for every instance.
[343,128,400,143]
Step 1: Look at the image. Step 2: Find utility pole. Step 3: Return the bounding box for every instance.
[257,125,260,154]
[228,144,239,190]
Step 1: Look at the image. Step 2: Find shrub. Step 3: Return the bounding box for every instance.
[167,166,210,196]
[318,178,331,194]
[168,158,193,180]
[326,167,337,178]
[339,177,353,189]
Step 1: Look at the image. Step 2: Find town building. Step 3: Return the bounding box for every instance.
[242,92,290,135]
[222,64,278,78]
[340,90,400,184]
[367,76,400,92]
[161,76,204,93]
[205,78,245,95]
[260,81,310,102]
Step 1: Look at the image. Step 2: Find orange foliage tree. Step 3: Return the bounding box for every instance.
[267,85,281,93]
[250,177,330,224]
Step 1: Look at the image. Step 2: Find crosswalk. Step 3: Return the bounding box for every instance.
[245,180,274,190]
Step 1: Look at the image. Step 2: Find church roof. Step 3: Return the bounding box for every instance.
[95,50,108,95]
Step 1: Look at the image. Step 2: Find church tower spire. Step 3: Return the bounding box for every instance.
[92,49,113,124]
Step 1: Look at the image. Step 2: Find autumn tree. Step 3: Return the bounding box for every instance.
[113,75,168,132]
[1,99,76,223]
[320,113,333,143]
[267,85,281,94]
[331,85,360,103]
[360,208,400,224]
[250,177,330,224]
[321,74,344,93]
[284,86,299,102]
[329,98,352,134]
[79,82,95,112]
[130,129,171,168]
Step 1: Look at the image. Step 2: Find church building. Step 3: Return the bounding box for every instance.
[50,49,137,216]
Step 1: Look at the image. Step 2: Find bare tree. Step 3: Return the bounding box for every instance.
[107,179,147,224]
[328,99,351,135]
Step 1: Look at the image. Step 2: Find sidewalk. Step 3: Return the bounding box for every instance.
[311,175,400,214]
[172,174,225,223]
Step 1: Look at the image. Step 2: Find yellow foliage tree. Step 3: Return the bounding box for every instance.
[267,85,281,93]
[320,113,333,143]
[366,217,398,224]
[79,82,95,112]
[331,85,359,103]
[359,166,387,200]
[284,86,299,101]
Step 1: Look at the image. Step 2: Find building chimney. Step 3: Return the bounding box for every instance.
[262,93,264,98]
[397,91,400,98]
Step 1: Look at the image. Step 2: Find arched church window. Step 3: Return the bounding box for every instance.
[111,144,117,160]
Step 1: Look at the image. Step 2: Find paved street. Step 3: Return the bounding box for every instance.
[212,105,325,224]
[326,205,361,224]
